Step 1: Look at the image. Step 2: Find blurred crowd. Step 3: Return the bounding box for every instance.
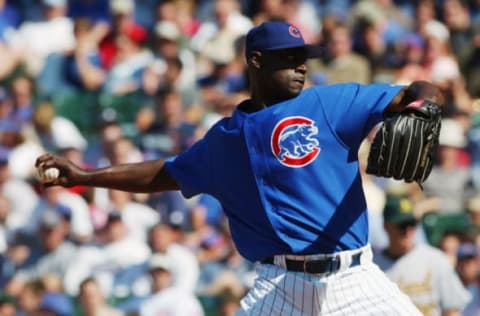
[0,0,479,315]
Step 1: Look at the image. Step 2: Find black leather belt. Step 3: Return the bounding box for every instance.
[261,252,362,274]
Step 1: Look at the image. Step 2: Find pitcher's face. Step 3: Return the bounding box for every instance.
[259,48,308,102]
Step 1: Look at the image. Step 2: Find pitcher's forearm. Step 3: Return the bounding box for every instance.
[387,80,444,113]
[79,159,179,193]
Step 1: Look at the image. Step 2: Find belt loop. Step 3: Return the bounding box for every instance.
[274,255,287,269]
[337,252,350,272]
[360,245,373,265]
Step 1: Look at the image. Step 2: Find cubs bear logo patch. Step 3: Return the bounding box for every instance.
[271,116,320,167]
[288,25,301,38]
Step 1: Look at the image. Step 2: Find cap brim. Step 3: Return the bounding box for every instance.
[259,44,324,58]
[305,44,324,58]
[387,216,417,225]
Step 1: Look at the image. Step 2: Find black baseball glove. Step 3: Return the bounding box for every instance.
[366,100,442,187]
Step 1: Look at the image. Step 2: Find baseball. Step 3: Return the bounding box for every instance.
[42,167,60,182]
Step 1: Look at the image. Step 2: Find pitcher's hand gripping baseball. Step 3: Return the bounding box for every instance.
[35,154,84,187]
[366,100,442,187]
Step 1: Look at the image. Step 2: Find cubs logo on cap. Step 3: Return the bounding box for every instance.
[245,21,322,59]
[288,26,301,38]
[271,116,321,167]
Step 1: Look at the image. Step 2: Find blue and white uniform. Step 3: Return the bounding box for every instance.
[165,83,421,315]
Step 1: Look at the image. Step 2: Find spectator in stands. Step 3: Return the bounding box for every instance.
[357,138,388,251]
[78,277,124,316]
[394,33,430,84]
[456,242,480,294]
[442,0,475,59]
[64,17,107,92]
[63,211,150,298]
[6,207,78,297]
[102,20,152,96]
[99,0,137,70]
[166,0,201,39]
[422,118,473,214]
[465,194,480,244]
[139,253,204,316]
[463,279,480,316]
[151,20,198,108]
[16,279,46,315]
[374,194,471,315]
[135,88,196,159]
[9,0,75,93]
[0,0,20,40]
[109,137,143,165]
[0,86,13,125]
[116,225,200,312]
[460,21,480,97]
[0,148,39,235]
[190,194,226,230]
[87,120,124,168]
[309,23,371,84]
[31,101,87,153]
[28,185,93,243]
[67,0,110,24]
[0,194,10,254]
[439,230,464,267]
[0,292,16,316]
[148,222,199,292]
[9,76,34,125]
[1,123,44,181]
[351,0,412,46]
[195,227,254,303]
[37,292,73,316]
[106,189,159,242]
[144,190,189,230]
[192,0,252,67]
[413,0,437,36]
[251,0,287,25]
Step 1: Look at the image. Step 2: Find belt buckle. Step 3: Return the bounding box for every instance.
[303,258,308,273]
[330,255,340,273]
[303,255,341,274]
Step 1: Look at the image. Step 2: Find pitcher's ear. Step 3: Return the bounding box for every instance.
[248,51,262,69]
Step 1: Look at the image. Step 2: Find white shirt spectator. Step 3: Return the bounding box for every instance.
[57,189,93,239]
[375,244,471,315]
[50,116,88,151]
[8,140,44,180]
[15,241,78,284]
[167,244,200,293]
[117,202,160,242]
[3,178,39,232]
[64,236,151,296]
[132,243,200,296]
[27,189,93,240]
[140,287,205,316]
[0,225,6,253]
[5,16,75,75]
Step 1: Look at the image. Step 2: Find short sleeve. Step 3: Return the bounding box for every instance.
[317,83,403,148]
[164,137,213,198]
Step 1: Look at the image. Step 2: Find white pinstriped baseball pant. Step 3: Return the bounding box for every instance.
[236,245,421,316]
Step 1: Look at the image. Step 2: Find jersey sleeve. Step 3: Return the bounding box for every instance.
[164,136,213,198]
[317,83,403,149]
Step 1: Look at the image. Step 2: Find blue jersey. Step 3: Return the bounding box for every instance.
[165,83,403,262]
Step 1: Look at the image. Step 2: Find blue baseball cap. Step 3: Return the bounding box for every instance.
[457,242,478,259]
[245,21,322,59]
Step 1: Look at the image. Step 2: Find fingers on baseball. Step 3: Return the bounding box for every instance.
[35,154,63,185]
